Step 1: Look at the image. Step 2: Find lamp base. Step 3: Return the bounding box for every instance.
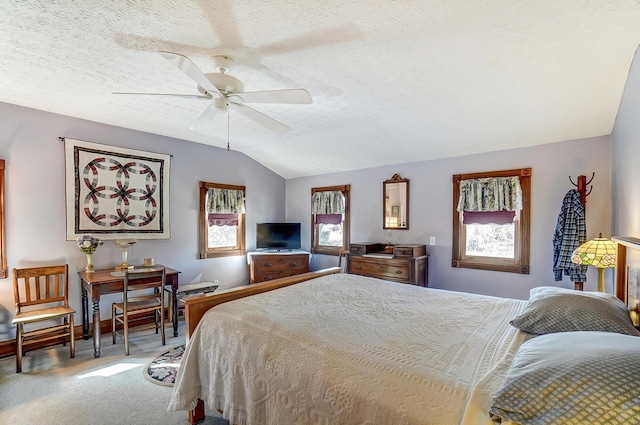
[597,267,605,292]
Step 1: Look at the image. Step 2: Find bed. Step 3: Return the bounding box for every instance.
[169,237,640,425]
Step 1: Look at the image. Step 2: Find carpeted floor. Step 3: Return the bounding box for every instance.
[0,323,229,425]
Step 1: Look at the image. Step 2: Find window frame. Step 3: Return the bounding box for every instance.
[311,184,350,256]
[452,168,531,274]
[198,181,246,259]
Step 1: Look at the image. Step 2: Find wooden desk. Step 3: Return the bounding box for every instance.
[78,265,181,358]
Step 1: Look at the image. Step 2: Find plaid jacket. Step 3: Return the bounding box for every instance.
[553,189,587,281]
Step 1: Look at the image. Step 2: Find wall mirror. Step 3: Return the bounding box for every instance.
[383,174,409,230]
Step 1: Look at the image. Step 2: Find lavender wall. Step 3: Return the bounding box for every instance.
[287,136,612,300]
[0,102,286,339]
[612,45,640,237]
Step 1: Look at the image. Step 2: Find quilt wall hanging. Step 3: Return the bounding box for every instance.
[64,138,171,240]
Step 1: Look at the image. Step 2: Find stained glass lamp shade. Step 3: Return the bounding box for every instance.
[571,233,617,292]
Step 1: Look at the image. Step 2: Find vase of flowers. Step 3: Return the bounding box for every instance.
[76,235,103,273]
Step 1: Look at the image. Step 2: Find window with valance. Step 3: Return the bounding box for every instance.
[311,185,350,255]
[457,176,522,225]
[199,182,246,259]
[452,168,531,274]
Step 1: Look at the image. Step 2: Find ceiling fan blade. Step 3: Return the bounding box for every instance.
[258,23,363,56]
[112,92,211,100]
[159,51,222,97]
[228,89,312,104]
[191,105,218,131]
[229,103,290,134]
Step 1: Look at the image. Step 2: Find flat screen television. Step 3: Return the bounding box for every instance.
[256,222,301,251]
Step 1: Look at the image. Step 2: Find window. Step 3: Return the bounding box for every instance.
[198,181,246,259]
[452,168,531,274]
[311,185,350,255]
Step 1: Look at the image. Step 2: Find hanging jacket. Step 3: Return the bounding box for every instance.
[553,189,587,282]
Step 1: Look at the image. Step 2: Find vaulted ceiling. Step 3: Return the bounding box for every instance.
[1,1,639,178]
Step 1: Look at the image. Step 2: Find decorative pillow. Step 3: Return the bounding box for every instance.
[489,331,640,425]
[510,286,640,336]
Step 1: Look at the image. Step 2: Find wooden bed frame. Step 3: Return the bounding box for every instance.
[613,236,640,325]
[183,267,342,338]
[180,237,639,424]
[181,266,341,424]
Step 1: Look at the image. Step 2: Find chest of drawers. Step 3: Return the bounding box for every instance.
[347,253,429,287]
[249,252,310,284]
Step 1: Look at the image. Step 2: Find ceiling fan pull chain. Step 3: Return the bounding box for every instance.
[227,109,230,151]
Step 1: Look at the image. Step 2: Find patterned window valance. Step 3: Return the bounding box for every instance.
[312,191,345,215]
[208,213,239,226]
[207,188,245,214]
[315,214,343,225]
[457,176,522,213]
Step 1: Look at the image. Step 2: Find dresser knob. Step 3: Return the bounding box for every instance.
[395,270,403,274]
[290,262,299,267]
[264,263,274,268]
[356,265,362,270]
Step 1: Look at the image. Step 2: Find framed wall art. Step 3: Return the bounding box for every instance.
[64,138,171,240]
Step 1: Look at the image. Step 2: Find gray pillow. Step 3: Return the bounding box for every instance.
[510,286,640,336]
[489,331,640,425]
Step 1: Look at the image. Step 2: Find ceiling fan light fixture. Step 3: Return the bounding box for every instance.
[213,97,228,112]
[116,51,311,136]
[210,54,234,73]
[204,72,244,94]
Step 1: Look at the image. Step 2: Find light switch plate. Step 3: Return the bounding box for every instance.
[429,236,436,246]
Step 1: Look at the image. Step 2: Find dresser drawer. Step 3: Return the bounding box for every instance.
[350,243,382,255]
[249,253,310,284]
[252,254,308,272]
[393,244,427,257]
[348,257,410,281]
[253,270,302,282]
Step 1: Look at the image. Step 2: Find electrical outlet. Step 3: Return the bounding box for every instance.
[429,236,436,246]
[213,279,219,285]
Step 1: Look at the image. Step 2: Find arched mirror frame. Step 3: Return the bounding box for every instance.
[383,174,409,230]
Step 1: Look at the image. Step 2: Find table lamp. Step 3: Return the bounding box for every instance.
[114,238,137,270]
[571,233,617,292]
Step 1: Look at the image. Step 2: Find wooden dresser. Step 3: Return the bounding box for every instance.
[347,245,429,287]
[249,252,310,284]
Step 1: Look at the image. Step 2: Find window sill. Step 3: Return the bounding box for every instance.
[199,249,246,259]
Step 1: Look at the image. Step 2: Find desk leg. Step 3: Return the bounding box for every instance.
[172,288,179,337]
[81,288,90,340]
[92,300,101,358]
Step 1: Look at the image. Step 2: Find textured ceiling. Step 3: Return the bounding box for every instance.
[1,1,640,179]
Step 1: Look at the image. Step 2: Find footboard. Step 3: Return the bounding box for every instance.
[183,267,341,338]
[182,267,341,424]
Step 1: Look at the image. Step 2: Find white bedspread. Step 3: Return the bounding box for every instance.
[169,273,526,425]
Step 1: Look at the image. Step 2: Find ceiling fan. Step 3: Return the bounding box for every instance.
[114,51,312,136]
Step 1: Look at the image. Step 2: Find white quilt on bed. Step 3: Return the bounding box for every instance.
[169,274,526,425]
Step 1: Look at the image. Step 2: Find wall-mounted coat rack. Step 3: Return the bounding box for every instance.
[569,172,595,210]
[569,172,595,291]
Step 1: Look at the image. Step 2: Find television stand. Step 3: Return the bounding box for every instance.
[248,251,310,284]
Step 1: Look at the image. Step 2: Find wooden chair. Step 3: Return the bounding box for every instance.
[112,268,166,355]
[11,264,75,373]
